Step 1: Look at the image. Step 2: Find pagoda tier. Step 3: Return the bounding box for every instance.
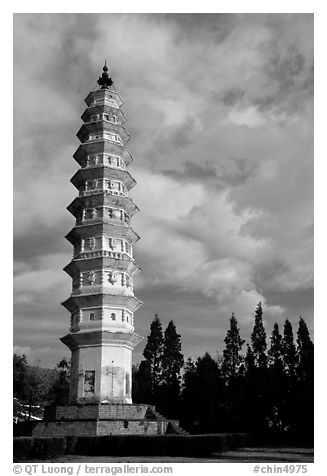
[70,167,136,192]
[62,294,142,314]
[67,193,139,219]
[65,223,139,246]
[63,257,140,278]
[73,141,133,168]
[76,120,130,145]
[60,64,142,405]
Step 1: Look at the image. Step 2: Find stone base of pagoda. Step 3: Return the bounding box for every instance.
[32,403,173,437]
[60,330,143,404]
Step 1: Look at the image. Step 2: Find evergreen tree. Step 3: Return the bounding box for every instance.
[143,314,164,399]
[282,319,297,377]
[276,319,298,432]
[251,302,267,368]
[46,358,70,405]
[162,320,184,386]
[268,323,284,374]
[267,323,285,430]
[222,313,245,378]
[13,354,28,400]
[296,316,314,382]
[181,353,222,433]
[245,344,255,374]
[158,320,184,418]
[132,361,151,403]
[247,305,272,432]
[294,317,314,441]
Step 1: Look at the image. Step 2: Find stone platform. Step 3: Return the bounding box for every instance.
[32,403,186,437]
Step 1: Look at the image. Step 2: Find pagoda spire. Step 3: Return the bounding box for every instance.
[97,61,113,89]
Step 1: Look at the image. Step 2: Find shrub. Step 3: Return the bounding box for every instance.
[13,421,38,437]
[13,438,34,461]
[32,437,66,460]
[13,437,66,461]
[70,433,250,457]
[14,433,251,460]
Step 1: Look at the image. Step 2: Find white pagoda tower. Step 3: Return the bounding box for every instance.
[33,64,185,437]
[61,62,142,405]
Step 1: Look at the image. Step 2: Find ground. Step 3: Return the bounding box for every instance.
[21,448,314,463]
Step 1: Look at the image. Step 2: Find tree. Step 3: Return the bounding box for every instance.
[132,361,151,403]
[143,314,164,400]
[267,323,285,431]
[181,353,223,433]
[294,317,314,440]
[13,354,28,399]
[251,302,267,369]
[296,316,314,382]
[23,366,49,421]
[158,320,184,418]
[245,344,255,374]
[275,319,298,432]
[282,319,297,377]
[221,313,245,378]
[268,323,284,374]
[162,320,184,386]
[247,303,271,431]
[46,358,70,405]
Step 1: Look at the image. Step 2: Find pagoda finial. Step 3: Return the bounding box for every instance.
[97,61,113,89]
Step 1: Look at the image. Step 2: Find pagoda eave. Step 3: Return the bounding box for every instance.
[85,89,123,108]
[63,257,140,278]
[61,294,143,314]
[73,142,133,167]
[81,105,127,124]
[60,330,143,351]
[77,122,130,145]
[67,195,139,218]
[65,224,140,246]
[70,167,136,191]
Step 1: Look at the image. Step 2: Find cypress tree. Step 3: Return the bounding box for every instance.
[296,316,314,382]
[267,323,285,430]
[282,319,297,377]
[158,320,184,418]
[190,353,222,433]
[162,320,184,387]
[245,344,255,374]
[268,323,284,374]
[132,361,151,403]
[222,313,245,378]
[143,313,164,398]
[295,317,314,442]
[251,302,267,369]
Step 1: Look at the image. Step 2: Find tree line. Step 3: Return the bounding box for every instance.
[133,304,313,438]
[13,355,70,421]
[14,303,313,439]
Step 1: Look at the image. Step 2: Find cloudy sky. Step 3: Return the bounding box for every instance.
[13,13,313,368]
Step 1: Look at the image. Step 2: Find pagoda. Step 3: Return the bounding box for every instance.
[61,62,142,405]
[33,64,187,437]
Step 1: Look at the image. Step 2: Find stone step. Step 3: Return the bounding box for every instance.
[145,407,189,435]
